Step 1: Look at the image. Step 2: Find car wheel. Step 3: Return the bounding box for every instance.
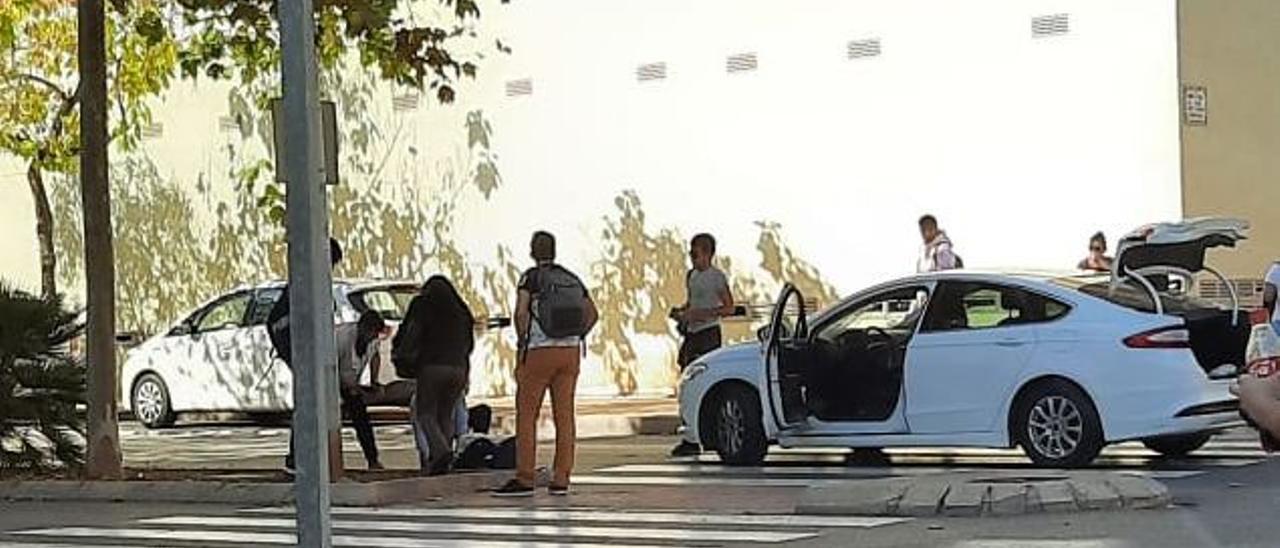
[1142,432,1212,458]
[711,384,768,466]
[1013,379,1104,468]
[132,373,175,429]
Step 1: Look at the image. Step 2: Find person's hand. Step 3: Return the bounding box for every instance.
[1235,373,1280,420]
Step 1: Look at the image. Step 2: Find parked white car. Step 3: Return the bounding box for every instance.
[123,280,420,428]
[678,218,1250,467]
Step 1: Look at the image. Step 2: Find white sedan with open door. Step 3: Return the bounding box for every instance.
[678,218,1250,467]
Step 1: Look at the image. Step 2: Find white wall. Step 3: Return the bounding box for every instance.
[480,0,1183,291]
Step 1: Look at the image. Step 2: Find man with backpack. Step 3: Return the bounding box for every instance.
[493,231,599,497]
[268,237,343,475]
[670,233,736,458]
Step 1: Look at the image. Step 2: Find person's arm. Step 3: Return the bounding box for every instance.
[583,294,599,334]
[1234,374,1280,439]
[686,273,736,323]
[935,242,957,270]
[515,289,532,352]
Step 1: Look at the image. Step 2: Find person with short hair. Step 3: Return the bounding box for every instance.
[494,231,599,497]
[670,233,735,458]
[1077,232,1114,272]
[917,214,961,273]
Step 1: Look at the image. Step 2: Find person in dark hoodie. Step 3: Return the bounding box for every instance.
[393,275,475,475]
[917,214,961,273]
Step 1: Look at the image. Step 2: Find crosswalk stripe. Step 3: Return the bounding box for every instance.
[14,527,672,548]
[953,540,1131,548]
[140,515,819,544]
[572,474,825,487]
[0,543,144,548]
[243,506,910,528]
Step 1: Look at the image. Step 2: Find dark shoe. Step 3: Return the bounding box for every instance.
[548,484,570,497]
[368,461,385,471]
[670,441,702,458]
[492,479,535,498]
[845,448,891,467]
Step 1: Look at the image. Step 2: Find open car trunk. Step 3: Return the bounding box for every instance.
[1180,308,1250,375]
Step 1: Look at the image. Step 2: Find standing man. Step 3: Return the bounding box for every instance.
[269,237,343,475]
[670,233,735,457]
[494,231,598,497]
[917,214,962,273]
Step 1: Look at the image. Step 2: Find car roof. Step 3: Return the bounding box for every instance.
[237,278,420,292]
[898,269,1104,286]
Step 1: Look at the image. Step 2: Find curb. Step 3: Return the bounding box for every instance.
[0,469,547,506]
[795,471,1171,518]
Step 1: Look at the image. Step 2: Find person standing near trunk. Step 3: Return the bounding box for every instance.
[1234,262,1280,449]
[393,276,475,475]
[670,233,735,457]
[494,231,598,497]
[1077,232,1114,272]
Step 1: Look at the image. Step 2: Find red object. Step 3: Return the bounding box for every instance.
[1250,309,1270,326]
[1123,326,1192,349]
[1248,357,1280,378]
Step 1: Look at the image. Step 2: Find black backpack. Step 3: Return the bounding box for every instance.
[532,265,590,339]
[491,437,517,469]
[455,436,498,470]
[391,297,425,379]
[267,292,292,365]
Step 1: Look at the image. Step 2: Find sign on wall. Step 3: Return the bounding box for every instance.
[1183,85,1209,126]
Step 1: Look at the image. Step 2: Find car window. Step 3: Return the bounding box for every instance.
[195,293,252,333]
[350,286,419,321]
[1052,277,1218,314]
[815,287,929,343]
[246,288,284,326]
[921,282,1069,333]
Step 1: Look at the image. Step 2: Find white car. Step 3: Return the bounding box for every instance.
[678,218,1251,467]
[123,280,420,428]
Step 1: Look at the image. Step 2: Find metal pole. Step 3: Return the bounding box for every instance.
[278,0,333,545]
[78,0,123,481]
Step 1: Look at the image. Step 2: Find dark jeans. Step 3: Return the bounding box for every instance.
[678,326,723,370]
[287,387,380,468]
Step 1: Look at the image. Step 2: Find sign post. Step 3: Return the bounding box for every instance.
[278,0,334,545]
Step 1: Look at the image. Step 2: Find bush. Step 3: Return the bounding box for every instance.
[0,284,85,473]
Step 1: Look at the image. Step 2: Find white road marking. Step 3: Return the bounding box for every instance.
[572,474,823,487]
[14,527,672,548]
[243,506,910,528]
[954,540,1131,548]
[141,515,818,544]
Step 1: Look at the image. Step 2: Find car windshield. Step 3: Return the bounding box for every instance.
[350,285,419,321]
[1051,276,1219,314]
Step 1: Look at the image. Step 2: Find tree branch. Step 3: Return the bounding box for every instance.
[18,74,71,102]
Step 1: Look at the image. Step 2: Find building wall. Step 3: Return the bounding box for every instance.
[0,1,1186,398]
[1180,0,1280,288]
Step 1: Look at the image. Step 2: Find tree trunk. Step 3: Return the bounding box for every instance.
[26,164,57,300]
[79,0,122,480]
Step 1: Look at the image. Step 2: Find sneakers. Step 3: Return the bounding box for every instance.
[548,484,571,497]
[669,441,702,458]
[491,479,535,498]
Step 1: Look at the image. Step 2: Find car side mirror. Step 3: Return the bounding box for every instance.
[170,323,193,337]
[757,326,769,344]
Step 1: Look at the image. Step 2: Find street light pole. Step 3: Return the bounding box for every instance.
[78,0,122,481]
[278,0,334,545]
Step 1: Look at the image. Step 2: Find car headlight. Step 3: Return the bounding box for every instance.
[679,362,709,384]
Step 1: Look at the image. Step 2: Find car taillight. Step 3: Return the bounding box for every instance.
[1123,326,1191,349]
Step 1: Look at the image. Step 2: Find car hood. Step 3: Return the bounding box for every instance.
[697,341,763,368]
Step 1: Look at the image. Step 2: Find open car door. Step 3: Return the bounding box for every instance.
[764,284,810,428]
[1112,217,1249,318]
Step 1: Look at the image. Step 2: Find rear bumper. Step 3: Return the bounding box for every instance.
[1100,374,1245,442]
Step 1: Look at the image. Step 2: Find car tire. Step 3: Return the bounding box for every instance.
[1012,379,1104,468]
[132,373,175,429]
[1142,432,1212,458]
[711,384,769,466]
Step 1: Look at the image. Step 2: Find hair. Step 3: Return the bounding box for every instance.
[354,310,386,358]
[691,233,717,256]
[330,237,344,266]
[530,231,556,262]
[1089,231,1107,249]
[918,214,938,229]
[414,275,475,330]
